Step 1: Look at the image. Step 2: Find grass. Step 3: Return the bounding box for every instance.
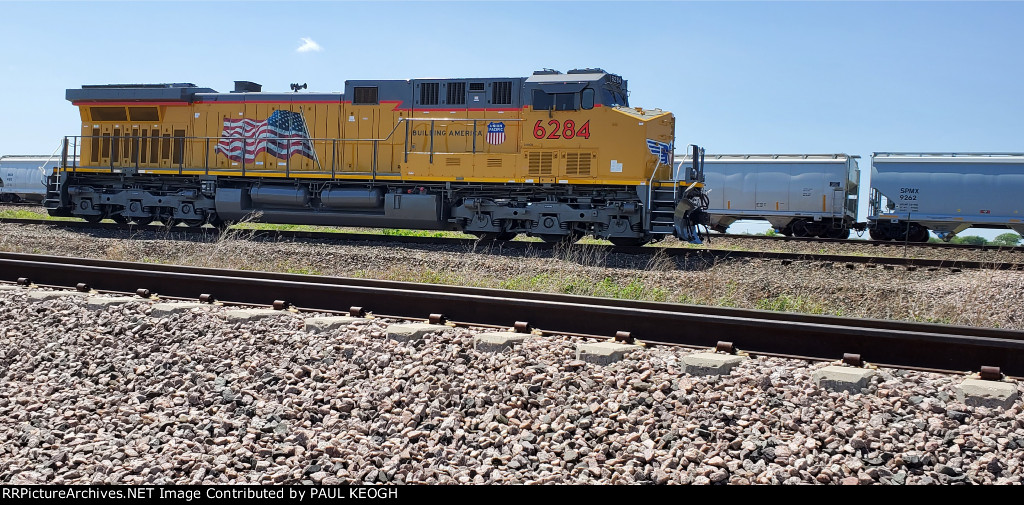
[0,208,78,221]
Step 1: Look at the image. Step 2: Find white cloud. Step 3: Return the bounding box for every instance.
[296,37,322,53]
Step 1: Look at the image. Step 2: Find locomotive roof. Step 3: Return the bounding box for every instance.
[67,69,628,108]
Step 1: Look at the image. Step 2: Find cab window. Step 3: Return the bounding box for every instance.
[533,90,578,111]
[581,88,594,110]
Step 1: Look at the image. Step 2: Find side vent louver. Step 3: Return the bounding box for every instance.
[447,82,466,105]
[527,152,554,176]
[565,152,593,177]
[493,81,513,105]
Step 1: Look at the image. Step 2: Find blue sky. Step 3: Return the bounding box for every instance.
[2,1,1021,235]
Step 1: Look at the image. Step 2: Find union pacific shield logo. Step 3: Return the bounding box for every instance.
[486,122,505,145]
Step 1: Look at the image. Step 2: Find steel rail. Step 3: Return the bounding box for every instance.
[4,214,1022,253]
[1,252,1023,376]
[708,232,1024,253]
[1,218,1022,271]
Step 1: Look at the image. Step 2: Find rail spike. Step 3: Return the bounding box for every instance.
[614,331,634,345]
[979,366,1003,381]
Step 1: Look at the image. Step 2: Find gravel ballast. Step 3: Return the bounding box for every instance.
[1,290,1022,485]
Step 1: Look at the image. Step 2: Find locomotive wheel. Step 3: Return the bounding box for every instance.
[159,217,181,228]
[539,234,575,244]
[183,219,206,228]
[608,237,649,247]
[471,232,502,242]
[473,231,518,242]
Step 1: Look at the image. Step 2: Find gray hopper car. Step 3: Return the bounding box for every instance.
[676,154,860,239]
[868,153,1024,241]
[0,155,70,203]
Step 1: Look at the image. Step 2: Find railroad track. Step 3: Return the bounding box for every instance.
[1,217,1023,271]
[2,251,1023,376]
[710,231,1024,253]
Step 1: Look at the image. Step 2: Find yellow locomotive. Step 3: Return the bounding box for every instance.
[49,69,707,245]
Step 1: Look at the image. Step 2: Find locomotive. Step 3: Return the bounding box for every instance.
[46,69,708,246]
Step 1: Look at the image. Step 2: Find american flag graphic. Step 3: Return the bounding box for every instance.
[486,121,505,145]
[215,110,315,162]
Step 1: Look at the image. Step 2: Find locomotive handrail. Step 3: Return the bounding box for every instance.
[62,115,528,181]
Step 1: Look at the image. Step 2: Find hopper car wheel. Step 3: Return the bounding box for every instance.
[608,237,649,247]
[790,220,814,238]
[184,219,206,228]
[132,217,154,226]
[111,214,130,225]
[496,232,517,241]
[868,228,888,241]
[827,228,850,240]
[911,226,930,243]
[83,214,104,224]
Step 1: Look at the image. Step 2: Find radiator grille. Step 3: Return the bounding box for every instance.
[565,152,592,176]
[527,152,554,176]
[493,81,513,105]
[446,82,466,105]
[420,82,439,105]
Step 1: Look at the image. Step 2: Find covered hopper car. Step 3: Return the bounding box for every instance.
[677,154,860,239]
[46,69,708,245]
[677,152,1024,242]
[0,155,70,203]
[868,153,1024,241]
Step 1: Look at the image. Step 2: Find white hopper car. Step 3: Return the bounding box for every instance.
[675,154,860,239]
[0,155,69,203]
[868,153,1024,241]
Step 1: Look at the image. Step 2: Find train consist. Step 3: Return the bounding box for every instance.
[679,153,1024,241]
[0,155,68,203]
[45,69,708,245]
